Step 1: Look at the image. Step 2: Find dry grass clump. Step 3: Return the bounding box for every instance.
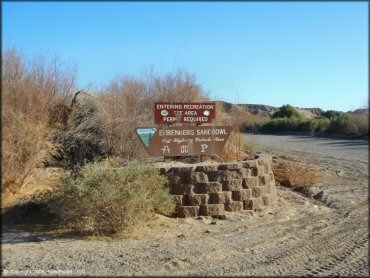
[46,162,175,235]
[219,131,256,162]
[273,161,323,190]
[243,141,259,157]
[215,101,258,162]
[2,48,76,191]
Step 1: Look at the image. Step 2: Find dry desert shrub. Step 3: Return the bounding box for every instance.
[273,161,323,190]
[2,48,76,190]
[50,96,111,173]
[46,161,175,235]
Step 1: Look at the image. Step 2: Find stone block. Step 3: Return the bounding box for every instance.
[268,182,277,195]
[177,206,200,218]
[243,177,259,189]
[260,156,272,164]
[245,168,253,178]
[265,183,272,194]
[218,162,242,170]
[244,198,263,211]
[197,182,222,194]
[195,165,218,172]
[221,179,243,191]
[262,194,275,206]
[208,171,218,181]
[200,204,225,216]
[270,184,278,198]
[252,187,266,198]
[172,183,196,195]
[187,171,209,184]
[188,194,210,206]
[168,166,195,175]
[258,174,271,186]
[210,170,243,182]
[267,164,273,174]
[172,195,185,207]
[253,166,265,176]
[232,189,252,201]
[210,192,232,204]
[236,168,252,178]
[167,173,183,185]
[225,201,244,212]
[241,160,258,168]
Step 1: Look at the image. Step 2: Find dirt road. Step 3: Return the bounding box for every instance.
[246,132,368,162]
[2,134,368,276]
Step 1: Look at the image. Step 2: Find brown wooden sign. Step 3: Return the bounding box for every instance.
[154,102,216,124]
[136,126,232,157]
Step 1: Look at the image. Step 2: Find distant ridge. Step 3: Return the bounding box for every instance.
[216,101,324,118]
[238,104,277,116]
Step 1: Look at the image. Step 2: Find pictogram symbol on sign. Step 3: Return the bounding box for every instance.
[161,145,171,154]
[180,145,189,154]
[201,144,208,153]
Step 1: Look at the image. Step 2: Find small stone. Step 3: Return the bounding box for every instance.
[210,220,217,225]
[204,229,211,233]
[216,214,227,220]
[336,170,344,177]
[177,233,186,238]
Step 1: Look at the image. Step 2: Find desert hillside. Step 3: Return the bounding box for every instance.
[217,101,363,119]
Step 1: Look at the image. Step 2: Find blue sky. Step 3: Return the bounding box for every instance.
[3,1,368,111]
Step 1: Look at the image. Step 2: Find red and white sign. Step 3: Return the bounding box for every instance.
[154,102,216,124]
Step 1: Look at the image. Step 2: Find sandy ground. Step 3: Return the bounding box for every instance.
[1,134,368,276]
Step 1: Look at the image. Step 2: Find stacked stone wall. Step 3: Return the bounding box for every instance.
[159,154,277,217]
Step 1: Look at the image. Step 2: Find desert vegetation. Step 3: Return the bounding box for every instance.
[3,48,363,236]
[2,49,207,185]
[243,104,368,137]
[2,48,252,235]
[272,160,323,191]
[2,48,76,191]
[45,162,175,235]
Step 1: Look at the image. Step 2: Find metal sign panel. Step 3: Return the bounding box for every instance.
[136,126,232,157]
[154,102,216,124]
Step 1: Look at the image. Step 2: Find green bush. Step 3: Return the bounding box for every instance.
[351,114,369,137]
[315,117,330,132]
[243,114,360,135]
[327,113,359,135]
[47,161,175,235]
[272,104,301,119]
[321,110,343,119]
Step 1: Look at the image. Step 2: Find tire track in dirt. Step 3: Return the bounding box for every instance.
[304,233,368,276]
[253,219,366,274]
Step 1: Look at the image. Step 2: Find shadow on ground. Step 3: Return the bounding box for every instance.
[2,202,79,244]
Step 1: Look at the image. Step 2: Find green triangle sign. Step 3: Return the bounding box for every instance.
[136,128,157,147]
